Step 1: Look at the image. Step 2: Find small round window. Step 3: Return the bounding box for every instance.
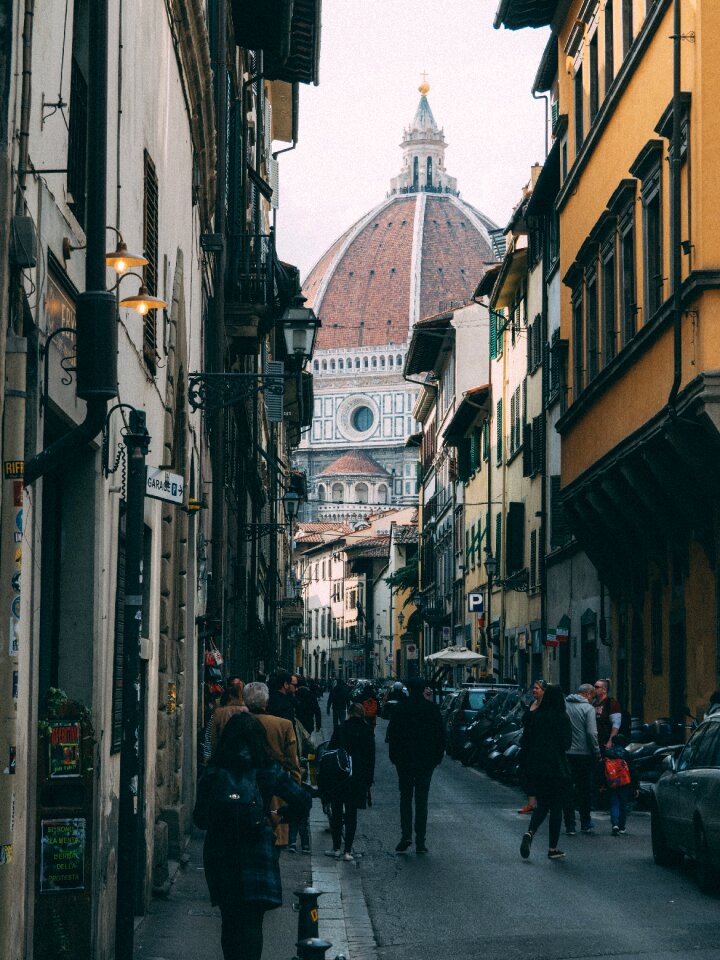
[351,406,374,432]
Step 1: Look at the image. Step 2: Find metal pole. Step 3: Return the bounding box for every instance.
[115,409,151,960]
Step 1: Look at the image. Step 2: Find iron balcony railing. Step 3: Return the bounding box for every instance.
[226,232,275,308]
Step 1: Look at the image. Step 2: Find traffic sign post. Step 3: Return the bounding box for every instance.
[145,467,184,505]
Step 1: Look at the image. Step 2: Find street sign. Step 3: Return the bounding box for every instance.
[467,592,484,614]
[145,467,185,505]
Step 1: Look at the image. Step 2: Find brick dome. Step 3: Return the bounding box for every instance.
[302,88,500,352]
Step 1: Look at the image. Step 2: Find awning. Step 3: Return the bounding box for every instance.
[494,0,558,30]
[526,138,560,218]
[425,645,487,667]
[490,248,528,310]
[444,385,490,444]
[404,314,453,376]
[232,0,321,86]
[533,34,558,94]
[474,263,501,299]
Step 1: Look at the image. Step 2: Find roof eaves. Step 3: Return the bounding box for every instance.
[443,385,491,444]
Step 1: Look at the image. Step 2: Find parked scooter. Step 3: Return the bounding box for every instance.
[459,690,519,767]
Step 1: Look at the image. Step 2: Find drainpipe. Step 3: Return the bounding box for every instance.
[667,0,682,410]
[209,0,227,641]
[532,89,549,161]
[24,0,116,488]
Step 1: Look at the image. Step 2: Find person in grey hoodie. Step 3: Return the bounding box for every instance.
[563,684,600,835]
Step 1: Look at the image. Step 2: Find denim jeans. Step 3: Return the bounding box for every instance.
[608,786,632,829]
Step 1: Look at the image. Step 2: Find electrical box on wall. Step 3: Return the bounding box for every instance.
[9,215,37,267]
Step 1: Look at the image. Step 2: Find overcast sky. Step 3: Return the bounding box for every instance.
[275,0,550,281]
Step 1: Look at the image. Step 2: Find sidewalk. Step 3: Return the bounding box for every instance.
[134,802,377,960]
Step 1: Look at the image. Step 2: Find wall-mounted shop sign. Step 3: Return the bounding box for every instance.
[40,818,86,893]
[45,264,77,360]
[48,722,82,778]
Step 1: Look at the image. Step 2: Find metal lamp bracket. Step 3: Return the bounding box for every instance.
[188,371,285,413]
[41,326,77,408]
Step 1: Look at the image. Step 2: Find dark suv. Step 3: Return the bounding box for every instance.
[446,685,519,758]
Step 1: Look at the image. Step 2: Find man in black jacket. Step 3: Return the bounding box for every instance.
[267,670,296,723]
[387,676,445,854]
[295,676,322,733]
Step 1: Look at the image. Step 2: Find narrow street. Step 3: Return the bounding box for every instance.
[137,710,720,960]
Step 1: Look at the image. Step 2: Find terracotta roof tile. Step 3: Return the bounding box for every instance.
[317,451,391,477]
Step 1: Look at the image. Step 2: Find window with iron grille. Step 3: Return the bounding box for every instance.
[143,150,159,374]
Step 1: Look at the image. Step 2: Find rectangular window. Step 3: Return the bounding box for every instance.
[506,502,525,575]
[496,399,503,465]
[604,0,615,93]
[586,266,599,382]
[643,168,663,319]
[574,64,584,154]
[589,32,599,123]
[67,56,88,229]
[509,391,516,454]
[601,238,617,366]
[143,150,159,375]
[572,287,585,397]
[619,212,636,345]
[622,0,633,57]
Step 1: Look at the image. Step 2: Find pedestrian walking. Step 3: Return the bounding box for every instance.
[563,683,600,835]
[244,682,302,850]
[593,679,622,753]
[266,670,296,723]
[294,676,322,735]
[195,712,311,960]
[327,677,352,730]
[517,679,546,814]
[324,703,375,861]
[603,735,635,836]
[519,684,573,861]
[209,677,248,753]
[387,676,445,854]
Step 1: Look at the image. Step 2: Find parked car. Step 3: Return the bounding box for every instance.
[651,714,720,892]
[446,685,518,758]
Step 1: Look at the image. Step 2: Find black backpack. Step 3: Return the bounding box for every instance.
[317,747,352,797]
[194,765,266,839]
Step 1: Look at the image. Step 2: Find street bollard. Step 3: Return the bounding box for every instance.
[296,937,332,960]
[293,886,323,942]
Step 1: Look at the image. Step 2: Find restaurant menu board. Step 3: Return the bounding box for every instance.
[40,818,86,893]
[49,722,82,778]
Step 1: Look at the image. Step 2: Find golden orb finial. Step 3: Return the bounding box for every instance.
[418,71,430,96]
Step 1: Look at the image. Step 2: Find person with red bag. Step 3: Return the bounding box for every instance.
[603,736,636,836]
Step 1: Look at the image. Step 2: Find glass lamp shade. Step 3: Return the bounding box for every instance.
[106,241,148,274]
[281,296,320,363]
[282,490,300,521]
[484,554,498,580]
[120,284,168,315]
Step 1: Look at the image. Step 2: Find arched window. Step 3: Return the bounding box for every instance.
[413,156,418,189]
[330,359,336,371]
[388,356,394,368]
[347,357,352,369]
[363,357,369,369]
[317,484,326,501]
[338,359,344,370]
[380,356,385,369]
[332,483,343,503]
[396,354,402,366]
[427,156,433,187]
[371,356,377,369]
[355,483,368,504]
[322,360,327,371]
[355,357,360,369]
[314,360,319,372]
[378,484,388,504]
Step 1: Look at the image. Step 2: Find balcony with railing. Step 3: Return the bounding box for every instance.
[225,232,277,339]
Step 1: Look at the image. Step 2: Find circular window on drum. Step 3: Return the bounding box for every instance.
[351,406,374,433]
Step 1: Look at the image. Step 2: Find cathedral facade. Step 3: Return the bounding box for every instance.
[295,83,501,522]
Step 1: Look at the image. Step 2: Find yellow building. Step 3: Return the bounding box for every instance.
[496,0,719,722]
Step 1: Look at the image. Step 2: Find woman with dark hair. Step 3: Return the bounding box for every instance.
[519,683,572,861]
[196,712,311,960]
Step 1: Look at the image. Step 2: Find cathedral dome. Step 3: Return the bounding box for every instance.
[303,85,501,352]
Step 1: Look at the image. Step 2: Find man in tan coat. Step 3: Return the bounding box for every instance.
[244,682,302,847]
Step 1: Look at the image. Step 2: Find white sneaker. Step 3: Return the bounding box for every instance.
[343,852,354,862]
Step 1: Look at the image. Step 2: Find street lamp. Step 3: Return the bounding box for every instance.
[398,611,405,628]
[281,294,320,368]
[282,489,300,522]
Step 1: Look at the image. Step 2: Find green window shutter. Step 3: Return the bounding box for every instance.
[482,420,489,461]
[490,310,497,360]
[497,310,505,355]
[470,522,476,567]
[494,512,502,576]
[470,428,481,472]
[496,399,503,465]
[465,528,471,567]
